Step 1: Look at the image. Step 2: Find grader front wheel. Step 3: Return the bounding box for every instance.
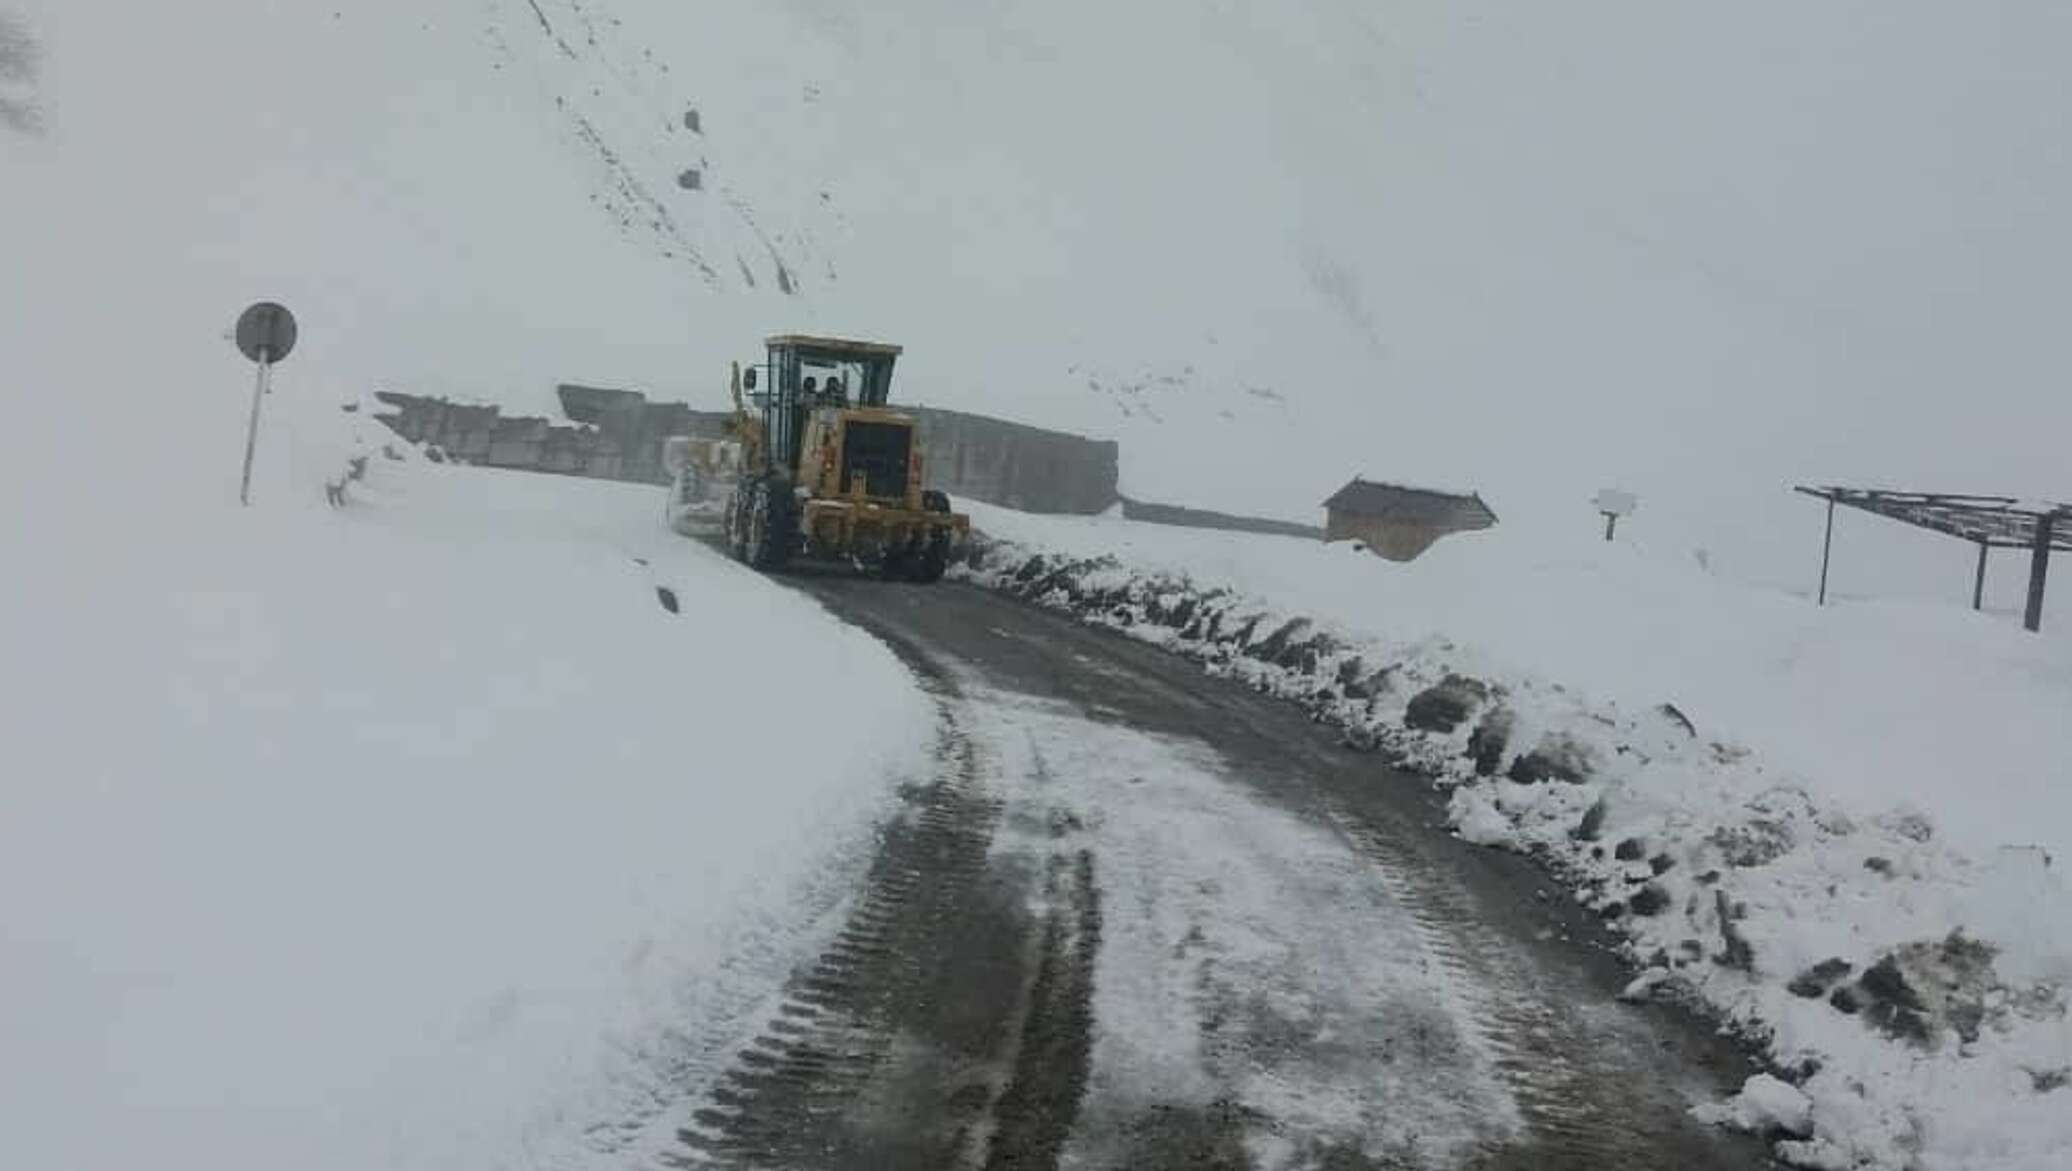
[742,479,795,571]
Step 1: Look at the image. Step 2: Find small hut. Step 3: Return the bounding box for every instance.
[1323,478,1498,562]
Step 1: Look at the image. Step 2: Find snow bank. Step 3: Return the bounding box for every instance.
[0,401,932,1171]
[952,503,2072,1171]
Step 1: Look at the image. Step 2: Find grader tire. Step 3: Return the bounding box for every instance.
[744,479,795,571]
[907,534,950,584]
[724,487,753,562]
[906,491,953,584]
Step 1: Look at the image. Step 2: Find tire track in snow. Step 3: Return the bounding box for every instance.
[655,645,1098,1170]
[1326,808,1672,1168]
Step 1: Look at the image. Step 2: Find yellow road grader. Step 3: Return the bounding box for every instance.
[722,334,969,581]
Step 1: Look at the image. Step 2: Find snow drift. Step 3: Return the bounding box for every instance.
[0,398,933,1171]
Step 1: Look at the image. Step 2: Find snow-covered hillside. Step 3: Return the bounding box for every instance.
[0,400,932,1171]
[8,0,2068,597]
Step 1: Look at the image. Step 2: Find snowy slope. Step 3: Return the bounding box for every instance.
[0,400,932,1171]
[961,501,2072,867]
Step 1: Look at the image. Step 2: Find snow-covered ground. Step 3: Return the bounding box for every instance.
[955,502,2072,1170]
[0,400,932,1171]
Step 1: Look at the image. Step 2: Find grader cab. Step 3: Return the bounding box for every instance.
[722,335,968,581]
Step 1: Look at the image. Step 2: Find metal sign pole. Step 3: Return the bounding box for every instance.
[239,345,271,506]
[231,301,297,507]
[1817,498,1836,606]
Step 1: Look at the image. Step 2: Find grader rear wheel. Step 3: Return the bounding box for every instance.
[906,531,950,584]
[905,491,954,584]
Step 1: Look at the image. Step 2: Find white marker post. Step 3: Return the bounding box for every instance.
[232,302,298,506]
[1593,488,1638,542]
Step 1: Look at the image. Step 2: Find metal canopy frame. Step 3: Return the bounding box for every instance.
[1795,486,2070,631]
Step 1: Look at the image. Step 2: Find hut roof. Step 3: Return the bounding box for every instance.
[1322,478,1498,529]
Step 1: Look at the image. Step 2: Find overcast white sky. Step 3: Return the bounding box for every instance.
[5,0,2067,603]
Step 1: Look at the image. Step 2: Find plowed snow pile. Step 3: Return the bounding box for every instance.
[956,501,2072,1171]
[0,396,932,1171]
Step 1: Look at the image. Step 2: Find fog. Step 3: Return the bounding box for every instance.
[6,0,2066,610]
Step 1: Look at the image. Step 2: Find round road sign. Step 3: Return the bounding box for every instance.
[235,302,298,364]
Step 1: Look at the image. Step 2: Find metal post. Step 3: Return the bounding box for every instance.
[1973,542,1988,611]
[1817,498,1835,606]
[2023,512,2054,633]
[239,346,271,506]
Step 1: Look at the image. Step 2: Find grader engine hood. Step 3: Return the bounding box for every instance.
[838,418,913,500]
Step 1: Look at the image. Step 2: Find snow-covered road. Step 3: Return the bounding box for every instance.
[650,554,1768,1169]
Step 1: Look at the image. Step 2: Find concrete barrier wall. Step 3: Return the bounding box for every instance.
[1119,497,1324,540]
[374,389,1311,540]
[907,405,1118,515]
[374,390,1122,512]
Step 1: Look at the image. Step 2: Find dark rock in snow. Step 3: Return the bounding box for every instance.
[1708,818,1794,868]
[1614,836,1647,861]
[1657,702,1697,737]
[1280,637,1325,674]
[1404,675,1487,733]
[1861,956,1927,1012]
[1866,999,1932,1045]
[1598,900,1626,920]
[1781,1057,1823,1085]
[1829,985,1863,1015]
[2032,1068,2070,1093]
[1167,594,1198,629]
[1649,853,1676,876]
[1506,734,1594,785]
[1571,797,1608,842]
[1713,890,1755,971]
[1629,884,1671,916]
[1466,708,1514,776]
[1354,665,1400,700]
[1788,958,1854,999]
[1863,856,1894,875]
[1248,618,1308,663]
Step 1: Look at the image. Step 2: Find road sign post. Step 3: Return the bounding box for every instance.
[1592,489,1638,542]
[232,302,297,506]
